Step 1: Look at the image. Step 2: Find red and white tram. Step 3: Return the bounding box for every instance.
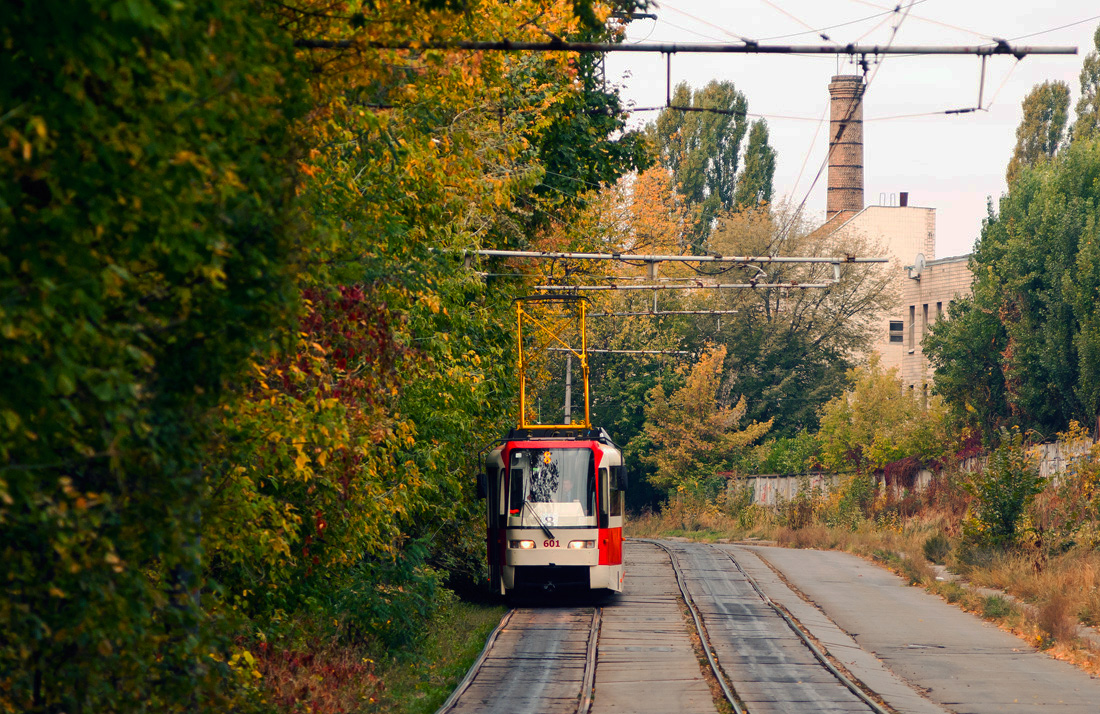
[480,427,626,595]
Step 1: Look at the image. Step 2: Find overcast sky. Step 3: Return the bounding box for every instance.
[604,1,1099,258]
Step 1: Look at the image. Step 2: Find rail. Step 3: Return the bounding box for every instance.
[707,544,892,714]
[435,607,601,714]
[639,539,745,714]
[578,608,601,714]
[435,609,515,714]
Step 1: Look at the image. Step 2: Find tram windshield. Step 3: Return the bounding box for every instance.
[508,448,596,528]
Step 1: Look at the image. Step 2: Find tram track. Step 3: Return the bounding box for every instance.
[441,540,895,713]
[709,544,890,714]
[642,539,892,714]
[644,539,744,714]
[437,605,601,714]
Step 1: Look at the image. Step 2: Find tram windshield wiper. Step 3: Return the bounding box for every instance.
[523,499,555,540]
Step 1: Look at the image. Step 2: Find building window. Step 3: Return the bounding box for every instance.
[889,320,904,343]
[922,304,929,339]
[908,306,916,351]
[936,301,943,320]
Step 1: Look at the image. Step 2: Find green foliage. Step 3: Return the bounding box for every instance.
[818,356,950,472]
[982,595,1013,619]
[591,352,682,511]
[832,473,877,527]
[777,475,822,530]
[2,0,651,710]
[928,137,1100,435]
[1005,80,1071,185]
[1071,26,1100,143]
[963,428,1045,548]
[652,81,749,244]
[1,2,304,710]
[733,119,777,209]
[639,346,772,497]
[326,542,450,652]
[748,430,822,475]
[518,55,651,231]
[924,289,1010,433]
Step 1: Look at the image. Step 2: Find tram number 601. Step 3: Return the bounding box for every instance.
[543,539,560,548]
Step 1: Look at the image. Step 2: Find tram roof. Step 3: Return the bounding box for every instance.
[503,426,617,446]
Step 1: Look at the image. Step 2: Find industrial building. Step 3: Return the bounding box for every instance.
[817,75,974,396]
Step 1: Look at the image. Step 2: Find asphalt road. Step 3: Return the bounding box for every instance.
[737,544,1100,713]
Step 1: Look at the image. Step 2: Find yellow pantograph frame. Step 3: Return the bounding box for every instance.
[515,295,590,429]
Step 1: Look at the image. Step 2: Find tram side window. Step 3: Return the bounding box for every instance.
[509,468,525,514]
[587,465,596,516]
[486,465,500,518]
[609,466,623,517]
[598,468,609,515]
[597,467,609,527]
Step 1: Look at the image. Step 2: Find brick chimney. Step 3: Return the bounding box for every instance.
[826,75,865,220]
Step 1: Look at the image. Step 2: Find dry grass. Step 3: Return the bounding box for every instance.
[960,547,1100,629]
[626,499,778,541]
[1039,592,1079,643]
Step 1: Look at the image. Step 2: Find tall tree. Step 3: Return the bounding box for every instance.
[927,138,1100,435]
[1005,80,1071,184]
[1071,26,1100,143]
[923,286,1010,434]
[652,80,749,245]
[1,0,656,710]
[734,119,777,209]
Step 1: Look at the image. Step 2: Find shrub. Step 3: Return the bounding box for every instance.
[982,595,1013,618]
[963,428,1045,548]
[923,533,951,564]
[942,582,967,603]
[777,475,823,530]
[827,472,877,528]
[0,4,304,711]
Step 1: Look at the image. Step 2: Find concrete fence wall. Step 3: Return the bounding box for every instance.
[741,473,839,508]
[738,438,1097,508]
[960,438,1095,480]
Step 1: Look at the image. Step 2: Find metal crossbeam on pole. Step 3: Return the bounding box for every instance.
[296,39,1076,58]
[534,283,830,291]
[468,249,886,264]
[547,347,693,356]
[588,310,741,316]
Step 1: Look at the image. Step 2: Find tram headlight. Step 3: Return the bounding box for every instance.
[568,540,595,549]
[510,540,536,549]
